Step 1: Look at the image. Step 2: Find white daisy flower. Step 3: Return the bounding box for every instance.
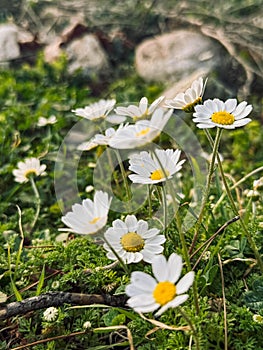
[103,215,165,264]
[13,157,47,183]
[165,77,206,112]
[245,189,260,201]
[43,307,58,322]
[128,149,185,184]
[253,314,263,324]
[83,321,92,329]
[93,127,116,145]
[61,191,112,235]
[108,108,173,149]
[125,253,194,316]
[72,99,116,122]
[85,185,94,193]
[77,139,98,151]
[93,124,125,146]
[77,125,125,151]
[115,96,165,120]
[253,178,263,191]
[37,115,57,127]
[193,98,252,129]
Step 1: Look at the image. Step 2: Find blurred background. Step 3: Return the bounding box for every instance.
[0,0,262,103]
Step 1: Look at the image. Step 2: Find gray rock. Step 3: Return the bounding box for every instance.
[64,34,110,75]
[135,30,219,82]
[0,24,20,67]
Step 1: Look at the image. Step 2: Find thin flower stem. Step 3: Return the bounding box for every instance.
[217,254,228,350]
[29,176,41,231]
[189,128,222,254]
[175,210,200,314]
[161,185,167,232]
[103,235,129,275]
[114,150,132,202]
[150,149,199,313]
[106,148,122,193]
[205,129,263,272]
[14,206,25,281]
[148,185,153,217]
[216,151,263,273]
[150,150,192,263]
[178,307,200,350]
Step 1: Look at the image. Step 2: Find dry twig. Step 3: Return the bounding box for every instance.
[0,292,128,320]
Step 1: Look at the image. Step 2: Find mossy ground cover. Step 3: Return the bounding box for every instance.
[0,46,263,350]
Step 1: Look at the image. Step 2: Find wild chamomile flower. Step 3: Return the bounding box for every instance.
[115,96,165,120]
[245,189,260,201]
[72,99,116,122]
[13,157,47,183]
[61,191,112,235]
[128,149,185,184]
[43,307,58,322]
[77,139,98,151]
[83,321,92,329]
[77,125,125,151]
[253,178,263,191]
[37,115,57,127]
[126,253,194,316]
[103,215,165,264]
[93,124,125,145]
[109,108,173,149]
[193,98,252,129]
[165,77,206,112]
[253,314,263,324]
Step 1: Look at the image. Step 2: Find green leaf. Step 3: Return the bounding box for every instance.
[36,265,45,296]
[111,314,126,326]
[10,275,22,302]
[244,276,263,311]
[103,309,119,326]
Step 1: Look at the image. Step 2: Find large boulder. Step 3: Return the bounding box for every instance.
[44,20,110,76]
[64,34,110,75]
[135,30,220,82]
[0,24,20,67]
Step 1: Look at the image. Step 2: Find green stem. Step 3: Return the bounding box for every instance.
[114,150,132,203]
[161,185,167,232]
[189,128,222,254]
[148,185,153,217]
[175,210,200,314]
[30,176,41,232]
[106,148,122,194]
[150,150,199,312]
[103,236,129,275]
[14,205,24,281]
[216,151,263,273]
[178,307,200,350]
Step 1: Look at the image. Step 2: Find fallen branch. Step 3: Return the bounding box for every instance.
[0,292,128,320]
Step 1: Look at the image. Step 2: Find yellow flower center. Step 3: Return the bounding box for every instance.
[211,111,235,125]
[24,169,37,179]
[120,232,145,252]
[150,169,170,181]
[182,97,202,113]
[89,217,100,224]
[136,127,150,137]
[153,281,176,305]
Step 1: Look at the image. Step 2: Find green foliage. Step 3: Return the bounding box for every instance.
[244,277,263,311]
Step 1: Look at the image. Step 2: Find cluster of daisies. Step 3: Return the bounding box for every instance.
[12,77,253,316]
